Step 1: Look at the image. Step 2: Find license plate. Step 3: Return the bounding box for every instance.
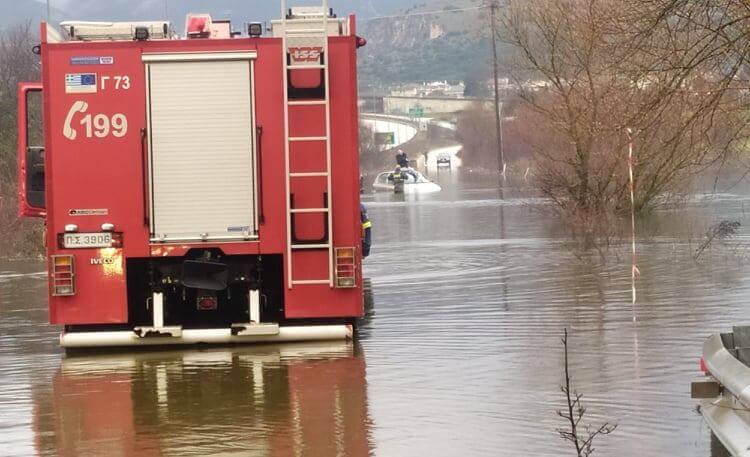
[63,232,113,249]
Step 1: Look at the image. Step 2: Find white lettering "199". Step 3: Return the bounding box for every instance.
[63,100,128,140]
[80,113,127,138]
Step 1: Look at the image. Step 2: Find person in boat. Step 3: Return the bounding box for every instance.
[360,203,371,258]
[395,149,409,168]
[388,166,406,194]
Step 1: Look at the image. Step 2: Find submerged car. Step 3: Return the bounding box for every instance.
[372,168,442,194]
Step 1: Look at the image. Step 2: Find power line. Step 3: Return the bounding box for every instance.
[359,5,488,23]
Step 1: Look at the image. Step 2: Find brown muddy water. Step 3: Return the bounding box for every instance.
[1,171,749,456]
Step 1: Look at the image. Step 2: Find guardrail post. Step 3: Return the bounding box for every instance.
[733,326,750,365]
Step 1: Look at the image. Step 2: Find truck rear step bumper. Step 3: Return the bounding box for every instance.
[60,324,353,348]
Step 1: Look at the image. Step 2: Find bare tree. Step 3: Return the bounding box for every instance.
[558,328,617,457]
[0,22,42,258]
[501,0,750,229]
[0,22,39,98]
[0,21,40,186]
[456,102,497,170]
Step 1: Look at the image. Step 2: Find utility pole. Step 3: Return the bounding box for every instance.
[46,0,51,23]
[489,1,505,187]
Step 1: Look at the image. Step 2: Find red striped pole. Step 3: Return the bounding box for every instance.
[628,128,640,322]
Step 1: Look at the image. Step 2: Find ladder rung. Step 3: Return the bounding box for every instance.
[290,208,328,214]
[292,280,330,285]
[288,100,326,106]
[290,172,328,177]
[291,244,331,250]
[288,64,326,70]
[289,136,328,142]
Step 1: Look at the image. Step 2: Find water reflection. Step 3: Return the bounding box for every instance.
[32,344,372,457]
[6,173,750,456]
[359,179,750,456]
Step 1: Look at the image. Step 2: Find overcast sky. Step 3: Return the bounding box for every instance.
[25,0,411,25]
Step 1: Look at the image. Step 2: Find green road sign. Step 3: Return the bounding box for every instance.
[408,107,424,118]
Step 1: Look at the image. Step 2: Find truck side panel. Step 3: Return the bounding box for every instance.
[45,45,149,324]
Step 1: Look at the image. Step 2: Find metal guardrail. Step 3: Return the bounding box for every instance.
[700,397,750,457]
[703,333,750,408]
[701,333,750,457]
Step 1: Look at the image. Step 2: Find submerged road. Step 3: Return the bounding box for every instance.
[1,174,747,456]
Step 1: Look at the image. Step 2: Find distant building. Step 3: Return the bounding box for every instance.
[486,78,551,92]
[383,95,492,115]
[389,80,466,98]
[361,79,508,116]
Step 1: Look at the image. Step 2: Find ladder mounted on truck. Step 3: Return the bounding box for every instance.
[279,1,335,289]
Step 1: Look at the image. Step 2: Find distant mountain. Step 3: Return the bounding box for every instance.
[358,0,511,89]
[2,0,508,89]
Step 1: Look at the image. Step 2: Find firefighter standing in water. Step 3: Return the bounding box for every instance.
[360,204,371,258]
[388,166,406,194]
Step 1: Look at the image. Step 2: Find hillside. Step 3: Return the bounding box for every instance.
[0,0,509,89]
[358,0,511,88]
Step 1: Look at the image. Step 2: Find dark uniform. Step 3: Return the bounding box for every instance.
[396,150,409,168]
[360,204,372,258]
[388,168,405,194]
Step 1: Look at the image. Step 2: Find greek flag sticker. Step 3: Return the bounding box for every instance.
[65,73,97,94]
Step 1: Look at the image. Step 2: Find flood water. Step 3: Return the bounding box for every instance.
[2,171,749,456]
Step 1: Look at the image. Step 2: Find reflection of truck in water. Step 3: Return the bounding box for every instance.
[32,344,372,455]
[17,2,367,348]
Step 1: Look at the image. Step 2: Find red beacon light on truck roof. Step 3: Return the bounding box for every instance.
[186,14,211,38]
[185,14,232,39]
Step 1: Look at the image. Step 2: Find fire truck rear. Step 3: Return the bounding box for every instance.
[17,3,365,348]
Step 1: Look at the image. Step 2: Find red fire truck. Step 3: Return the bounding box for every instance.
[17,3,365,348]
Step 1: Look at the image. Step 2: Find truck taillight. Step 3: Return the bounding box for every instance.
[335,247,357,288]
[51,255,75,296]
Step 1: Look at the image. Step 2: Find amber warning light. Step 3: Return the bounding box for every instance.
[335,247,357,288]
[51,255,75,296]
